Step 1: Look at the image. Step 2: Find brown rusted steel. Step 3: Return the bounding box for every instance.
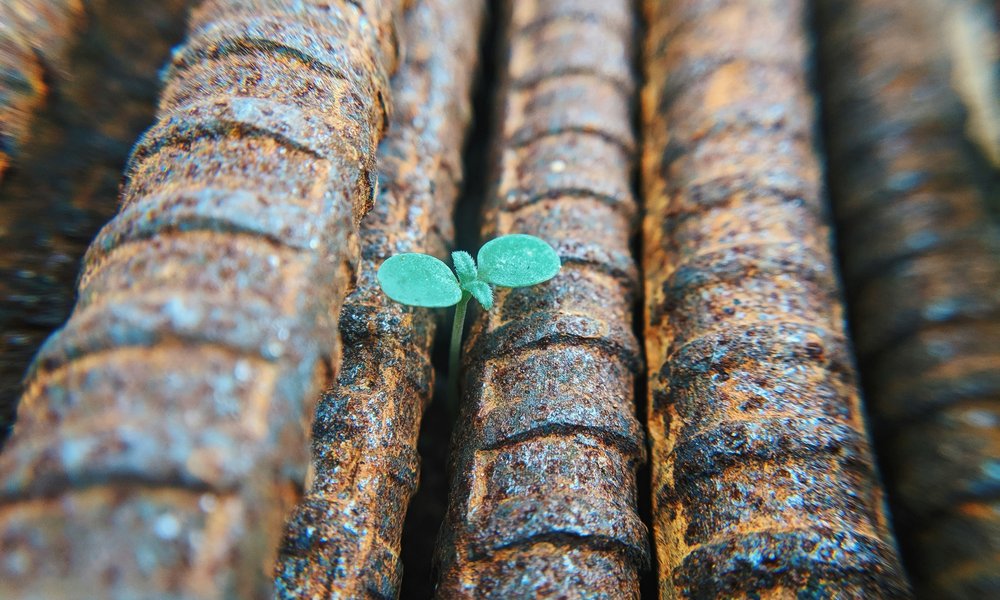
[0,0,402,597]
[640,0,912,597]
[0,0,189,440]
[435,1,649,597]
[0,0,83,179]
[273,0,483,597]
[815,0,1000,596]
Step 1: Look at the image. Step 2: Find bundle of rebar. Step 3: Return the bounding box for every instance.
[0,0,402,596]
[273,0,483,597]
[0,0,997,597]
[640,0,912,596]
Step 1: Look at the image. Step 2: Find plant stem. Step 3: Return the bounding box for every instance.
[448,293,470,411]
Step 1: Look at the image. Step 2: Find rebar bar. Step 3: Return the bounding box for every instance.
[0,0,82,179]
[640,0,912,597]
[273,0,483,597]
[434,1,649,597]
[0,1,401,597]
[815,0,1000,596]
[0,0,189,440]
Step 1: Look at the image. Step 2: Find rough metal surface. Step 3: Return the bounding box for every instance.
[273,0,483,597]
[0,0,189,441]
[0,1,401,597]
[0,0,82,179]
[640,0,912,597]
[815,0,1000,597]
[435,1,649,597]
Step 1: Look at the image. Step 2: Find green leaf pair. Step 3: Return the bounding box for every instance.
[376,234,561,311]
[377,234,560,410]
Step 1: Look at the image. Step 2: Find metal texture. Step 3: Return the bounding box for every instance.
[815,0,1000,596]
[435,1,649,597]
[273,0,483,597]
[0,0,401,597]
[640,0,912,597]
[0,0,189,440]
[0,0,83,178]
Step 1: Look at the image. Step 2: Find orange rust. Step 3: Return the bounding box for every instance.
[435,1,649,597]
[0,1,402,597]
[815,0,1000,596]
[272,0,483,597]
[641,0,911,597]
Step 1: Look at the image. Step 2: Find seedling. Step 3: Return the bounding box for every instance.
[377,234,561,407]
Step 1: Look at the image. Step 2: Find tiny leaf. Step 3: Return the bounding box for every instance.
[452,250,477,286]
[477,234,561,287]
[465,280,493,310]
[377,253,462,307]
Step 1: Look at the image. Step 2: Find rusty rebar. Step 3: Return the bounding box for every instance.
[0,1,401,597]
[0,0,190,440]
[640,0,912,597]
[0,0,83,179]
[815,0,1000,597]
[434,1,649,597]
[273,0,483,597]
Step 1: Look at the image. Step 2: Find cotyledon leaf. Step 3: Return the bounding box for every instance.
[377,253,462,307]
[476,233,560,287]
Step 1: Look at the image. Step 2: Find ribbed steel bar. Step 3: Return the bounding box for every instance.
[0,0,82,179]
[640,0,911,597]
[0,1,401,597]
[0,0,189,440]
[273,0,483,597]
[815,0,1000,597]
[435,1,649,597]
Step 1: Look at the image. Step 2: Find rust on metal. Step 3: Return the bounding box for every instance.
[435,1,649,597]
[0,0,401,597]
[273,0,484,597]
[0,0,83,178]
[815,0,1000,596]
[640,0,912,597]
[0,0,189,440]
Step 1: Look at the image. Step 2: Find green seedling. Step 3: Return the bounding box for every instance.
[377,234,561,407]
